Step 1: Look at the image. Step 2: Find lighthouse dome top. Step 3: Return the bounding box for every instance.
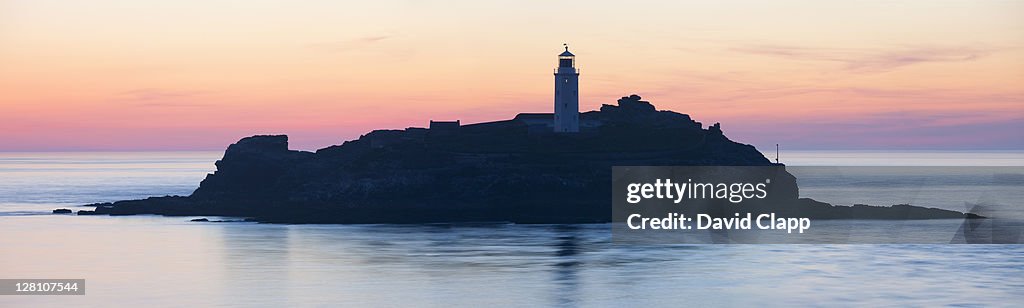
[559,44,574,57]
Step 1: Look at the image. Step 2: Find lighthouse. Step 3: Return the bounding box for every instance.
[554,44,580,132]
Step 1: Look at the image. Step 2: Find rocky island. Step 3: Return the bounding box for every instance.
[74,95,980,223]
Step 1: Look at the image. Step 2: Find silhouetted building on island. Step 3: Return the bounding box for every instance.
[428,120,460,137]
[429,45,583,135]
[554,44,580,132]
[513,113,554,134]
[429,120,460,131]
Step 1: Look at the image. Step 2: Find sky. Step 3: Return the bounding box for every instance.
[1,0,1022,151]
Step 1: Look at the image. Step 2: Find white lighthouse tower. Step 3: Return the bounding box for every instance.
[554,44,580,133]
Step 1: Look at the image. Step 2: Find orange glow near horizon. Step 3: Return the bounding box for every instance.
[1,0,1022,151]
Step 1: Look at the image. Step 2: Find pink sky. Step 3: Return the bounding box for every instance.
[1,0,1022,151]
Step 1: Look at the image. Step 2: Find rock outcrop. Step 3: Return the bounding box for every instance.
[76,95,980,223]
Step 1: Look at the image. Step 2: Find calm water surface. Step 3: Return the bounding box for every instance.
[1,151,1022,307]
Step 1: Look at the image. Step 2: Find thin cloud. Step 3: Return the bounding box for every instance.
[730,45,853,62]
[844,47,984,72]
[731,44,990,73]
[118,88,210,107]
[309,35,394,52]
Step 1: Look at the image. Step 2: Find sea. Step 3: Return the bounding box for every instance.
[1,151,1022,307]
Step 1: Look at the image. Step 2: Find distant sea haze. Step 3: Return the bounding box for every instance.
[780,150,1024,166]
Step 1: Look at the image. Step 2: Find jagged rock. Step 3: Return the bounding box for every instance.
[616,94,656,112]
[52,208,72,214]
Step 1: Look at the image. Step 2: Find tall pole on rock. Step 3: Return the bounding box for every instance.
[776,144,780,164]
